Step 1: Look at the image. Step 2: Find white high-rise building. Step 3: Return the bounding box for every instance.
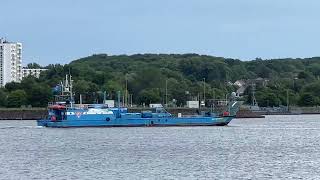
[0,38,22,87]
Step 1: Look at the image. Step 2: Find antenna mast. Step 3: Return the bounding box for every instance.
[251,83,258,107]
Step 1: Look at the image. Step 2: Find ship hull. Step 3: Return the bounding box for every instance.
[37,116,234,128]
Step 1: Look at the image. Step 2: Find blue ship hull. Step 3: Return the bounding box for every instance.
[37,116,234,128]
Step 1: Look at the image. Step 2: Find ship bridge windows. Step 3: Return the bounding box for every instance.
[51,109,66,120]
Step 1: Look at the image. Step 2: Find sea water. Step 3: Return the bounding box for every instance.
[0,115,320,179]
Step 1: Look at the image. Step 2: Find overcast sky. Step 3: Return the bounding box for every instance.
[1,0,320,65]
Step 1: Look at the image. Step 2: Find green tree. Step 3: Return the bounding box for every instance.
[3,54,320,107]
[298,93,318,106]
[4,82,22,92]
[27,84,53,107]
[138,88,161,105]
[0,89,8,107]
[7,90,27,108]
[73,80,99,104]
[26,63,42,69]
[298,71,315,82]
[301,82,320,97]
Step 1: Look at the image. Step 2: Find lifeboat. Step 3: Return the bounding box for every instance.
[49,104,66,110]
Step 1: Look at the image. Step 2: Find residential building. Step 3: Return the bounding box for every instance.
[234,80,246,87]
[22,68,47,78]
[0,38,22,87]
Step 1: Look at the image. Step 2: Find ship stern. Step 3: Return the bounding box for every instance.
[37,119,49,127]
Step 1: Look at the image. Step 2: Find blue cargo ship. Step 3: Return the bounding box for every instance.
[37,75,240,128]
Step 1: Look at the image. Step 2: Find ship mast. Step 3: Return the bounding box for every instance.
[69,74,73,107]
[59,74,74,107]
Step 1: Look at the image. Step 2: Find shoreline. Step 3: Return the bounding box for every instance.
[1,107,320,120]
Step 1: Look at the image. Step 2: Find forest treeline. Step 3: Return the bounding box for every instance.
[1,53,320,107]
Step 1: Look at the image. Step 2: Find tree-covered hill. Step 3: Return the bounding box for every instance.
[1,54,320,107]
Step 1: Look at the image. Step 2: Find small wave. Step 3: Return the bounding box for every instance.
[0,126,16,129]
[0,126,44,129]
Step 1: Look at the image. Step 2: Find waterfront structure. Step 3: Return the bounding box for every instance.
[22,68,47,78]
[186,101,199,108]
[0,38,22,87]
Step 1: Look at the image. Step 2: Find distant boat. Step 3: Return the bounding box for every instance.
[37,75,240,128]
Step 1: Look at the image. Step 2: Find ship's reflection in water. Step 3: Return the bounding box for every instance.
[0,115,319,179]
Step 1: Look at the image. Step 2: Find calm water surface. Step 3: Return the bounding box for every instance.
[0,115,320,180]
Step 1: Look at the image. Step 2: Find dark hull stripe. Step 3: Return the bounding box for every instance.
[44,123,229,128]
